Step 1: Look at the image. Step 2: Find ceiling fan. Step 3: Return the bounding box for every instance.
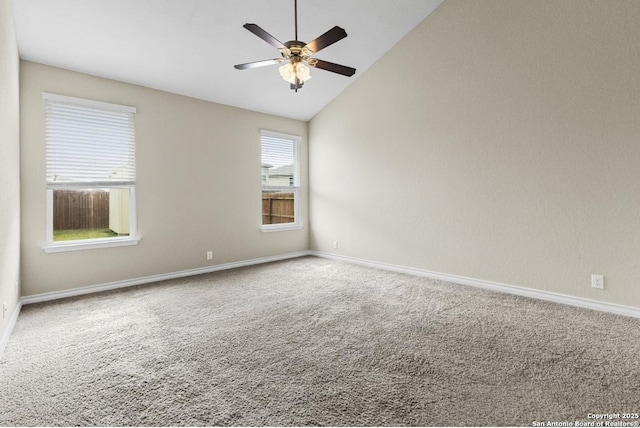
[234,0,356,92]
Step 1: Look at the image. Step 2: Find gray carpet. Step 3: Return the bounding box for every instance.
[1,256,639,426]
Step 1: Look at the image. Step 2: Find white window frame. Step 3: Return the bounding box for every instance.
[260,130,302,232]
[42,93,140,253]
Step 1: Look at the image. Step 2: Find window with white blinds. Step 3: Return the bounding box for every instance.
[44,93,136,188]
[260,130,301,230]
[42,93,139,252]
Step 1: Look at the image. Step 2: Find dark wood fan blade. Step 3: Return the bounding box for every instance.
[304,26,347,53]
[309,59,356,77]
[234,58,283,70]
[243,23,286,49]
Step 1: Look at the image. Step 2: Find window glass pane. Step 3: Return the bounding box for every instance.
[260,131,300,228]
[44,93,137,247]
[52,188,130,241]
[262,190,295,225]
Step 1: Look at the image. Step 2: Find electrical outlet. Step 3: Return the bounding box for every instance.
[206,251,213,260]
[333,241,338,249]
[2,303,7,319]
[591,274,604,290]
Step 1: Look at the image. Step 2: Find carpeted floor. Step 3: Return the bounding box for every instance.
[1,256,639,426]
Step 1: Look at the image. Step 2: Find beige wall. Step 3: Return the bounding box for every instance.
[309,0,640,308]
[20,61,308,296]
[0,0,21,338]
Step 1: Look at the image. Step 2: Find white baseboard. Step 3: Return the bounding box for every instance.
[310,251,640,319]
[0,299,23,359]
[22,251,311,305]
[12,249,639,358]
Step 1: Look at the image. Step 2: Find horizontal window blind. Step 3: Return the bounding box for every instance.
[261,131,300,187]
[44,94,136,188]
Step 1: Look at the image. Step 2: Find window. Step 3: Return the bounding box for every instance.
[43,93,139,252]
[260,130,301,231]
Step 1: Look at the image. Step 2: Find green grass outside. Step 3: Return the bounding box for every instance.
[53,228,119,241]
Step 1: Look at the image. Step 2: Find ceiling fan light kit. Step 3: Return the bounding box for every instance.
[279,62,312,85]
[234,0,356,92]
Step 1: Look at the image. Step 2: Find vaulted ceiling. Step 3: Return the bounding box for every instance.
[12,0,443,121]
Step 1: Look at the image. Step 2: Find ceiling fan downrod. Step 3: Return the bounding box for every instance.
[294,0,298,41]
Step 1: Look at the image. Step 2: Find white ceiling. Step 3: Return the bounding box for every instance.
[12,0,443,121]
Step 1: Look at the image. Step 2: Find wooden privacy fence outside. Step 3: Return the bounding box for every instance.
[55,190,292,229]
[262,192,294,224]
[53,190,110,230]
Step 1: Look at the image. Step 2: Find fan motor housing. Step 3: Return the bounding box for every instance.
[282,41,313,62]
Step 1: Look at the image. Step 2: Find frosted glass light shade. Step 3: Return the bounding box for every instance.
[279,62,312,84]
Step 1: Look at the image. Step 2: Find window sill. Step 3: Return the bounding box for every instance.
[260,224,303,233]
[43,237,140,253]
